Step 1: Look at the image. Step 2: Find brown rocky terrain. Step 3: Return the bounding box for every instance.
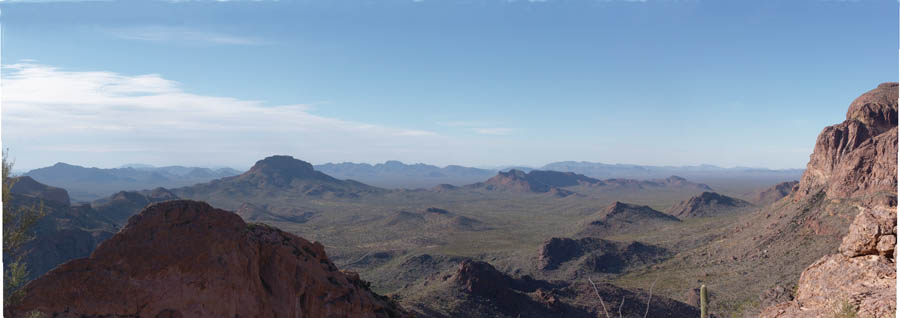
[759,206,896,318]
[537,237,669,274]
[10,200,409,318]
[758,82,897,317]
[751,181,799,205]
[577,201,681,238]
[400,259,699,318]
[665,191,752,218]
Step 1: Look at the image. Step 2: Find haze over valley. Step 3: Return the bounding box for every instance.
[2,1,897,317]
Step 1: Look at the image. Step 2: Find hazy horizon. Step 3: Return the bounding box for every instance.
[2,0,896,171]
[8,156,809,173]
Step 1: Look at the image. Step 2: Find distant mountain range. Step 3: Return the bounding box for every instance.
[24,163,242,202]
[540,161,804,180]
[315,160,803,190]
[23,159,802,202]
[314,161,496,189]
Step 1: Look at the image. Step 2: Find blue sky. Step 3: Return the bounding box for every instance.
[1,0,896,170]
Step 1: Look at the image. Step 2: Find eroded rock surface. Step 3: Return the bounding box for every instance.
[10,200,409,318]
[760,83,897,318]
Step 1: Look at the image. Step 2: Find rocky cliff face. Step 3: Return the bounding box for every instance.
[796,82,898,205]
[760,83,897,318]
[10,200,409,318]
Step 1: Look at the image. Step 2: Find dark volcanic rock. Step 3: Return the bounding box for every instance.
[403,259,698,318]
[538,237,669,273]
[796,83,898,204]
[666,191,751,218]
[11,200,410,318]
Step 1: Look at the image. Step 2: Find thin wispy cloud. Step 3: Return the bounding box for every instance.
[437,121,515,136]
[105,26,266,46]
[471,128,514,136]
[1,63,449,168]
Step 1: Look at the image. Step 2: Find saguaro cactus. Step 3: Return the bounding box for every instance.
[700,284,708,318]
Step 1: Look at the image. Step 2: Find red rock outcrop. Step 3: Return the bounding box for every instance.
[796,82,898,204]
[759,206,896,318]
[760,83,897,318]
[9,200,409,318]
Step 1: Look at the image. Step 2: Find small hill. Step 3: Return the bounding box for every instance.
[381,207,490,232]
[91,187,180,225]
[11,200,410,318]
[751,181,799,205]
[400,259,698,318]
[537,237,670,275]
[666,191,752,218]
[577,202,681,238]
[235,202,316,223]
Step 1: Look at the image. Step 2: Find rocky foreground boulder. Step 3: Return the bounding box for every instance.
[759,206,896,318]
[9,200,409,318]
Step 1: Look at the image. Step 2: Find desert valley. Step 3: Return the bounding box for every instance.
[3,83,897,317]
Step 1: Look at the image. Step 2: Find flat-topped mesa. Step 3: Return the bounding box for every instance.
[11,200,410,318]
[796,82,898,206]
[244,155,338,184]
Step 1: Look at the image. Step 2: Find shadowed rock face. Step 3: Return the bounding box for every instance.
[796,82,898,204]
[666,191,751,218]
[403,259,699,318]
[10,176,70,206]
[537,237,669,273]
[10,200,409,318]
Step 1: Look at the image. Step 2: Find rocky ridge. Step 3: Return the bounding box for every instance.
[10,200,410,318]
